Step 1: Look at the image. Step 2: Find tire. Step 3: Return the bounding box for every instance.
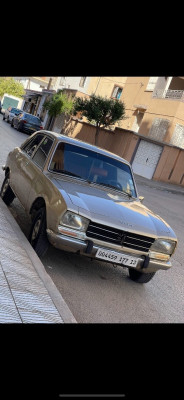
[29,207,49,257]
[3,114,5,120]
[0,174,15,205]
[18,123,23,132]
[128,268,156,283]
[11,119,14,127]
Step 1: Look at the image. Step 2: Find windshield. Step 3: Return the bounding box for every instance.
[49,143,137,197]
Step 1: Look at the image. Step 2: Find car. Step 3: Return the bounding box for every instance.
[0,131,177,283]
[12,111,43,134]
[3,106,23,123]
[0,100,2,114]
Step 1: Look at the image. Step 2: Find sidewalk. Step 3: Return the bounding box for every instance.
[0,198,77,323]
[134,174,184,196]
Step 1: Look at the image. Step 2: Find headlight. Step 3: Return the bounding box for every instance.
[59,211,89,232]
[150,239,177,255]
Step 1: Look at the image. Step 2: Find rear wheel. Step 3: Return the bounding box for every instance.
[0,174,15,205]
[3,114,5,120]
[128,268,156,283]
[29,207,49,257]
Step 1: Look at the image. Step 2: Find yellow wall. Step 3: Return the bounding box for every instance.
[86,77,127,97]
[117,77,184,146]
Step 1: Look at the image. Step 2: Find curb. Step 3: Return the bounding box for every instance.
[0,198,77,323]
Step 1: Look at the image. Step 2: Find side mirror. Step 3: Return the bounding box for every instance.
[139,196,144,203]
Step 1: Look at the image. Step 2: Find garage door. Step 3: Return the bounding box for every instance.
[132,140,163,179]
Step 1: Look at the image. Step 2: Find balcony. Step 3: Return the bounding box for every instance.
[152,89,184,101]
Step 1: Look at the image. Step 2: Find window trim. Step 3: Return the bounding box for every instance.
[31,136,55,170]
[21,133,45,158]
[111,85,123,100]
[21,133,54,170]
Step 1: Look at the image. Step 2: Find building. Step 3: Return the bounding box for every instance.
[19,76,184,185]
[56,76,184,185]
[13,77,50,91]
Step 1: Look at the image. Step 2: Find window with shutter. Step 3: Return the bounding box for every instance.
[148,118,170,141]
[146,77,158,91]
[111,86,123,99]
[170,124,184,148]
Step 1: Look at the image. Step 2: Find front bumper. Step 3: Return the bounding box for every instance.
[46,229,172,273]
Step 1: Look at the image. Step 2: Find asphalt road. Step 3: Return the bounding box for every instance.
[0,113,184,323]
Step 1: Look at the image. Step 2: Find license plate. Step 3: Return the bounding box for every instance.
[95,248,138,267]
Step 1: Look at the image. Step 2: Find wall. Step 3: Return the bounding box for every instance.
[86,77,127,97]
[58,77,91,94]
[153,146,184,185]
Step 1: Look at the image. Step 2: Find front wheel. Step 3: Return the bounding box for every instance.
[18,123,23,132]
[128,268,156,283]
[29,207,49,257]
[0,174,15,205]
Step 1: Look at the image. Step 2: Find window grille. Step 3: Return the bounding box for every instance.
[170,124,184,148]
[148,118,170,141]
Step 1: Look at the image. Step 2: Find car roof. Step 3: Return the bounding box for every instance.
[41,130,130,166]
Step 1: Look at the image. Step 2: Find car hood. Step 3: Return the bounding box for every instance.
[51,177,176,239]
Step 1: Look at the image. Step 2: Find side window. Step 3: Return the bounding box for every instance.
[32,137,54,169]
[22,134,44,157]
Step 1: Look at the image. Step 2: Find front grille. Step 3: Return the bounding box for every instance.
[86,221,155,253]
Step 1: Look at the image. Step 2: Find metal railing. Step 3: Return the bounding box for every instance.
[152,89,184,101]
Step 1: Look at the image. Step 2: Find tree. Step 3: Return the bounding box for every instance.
[43,91,74,118]
[0,77,25,98]
[43,91,74,130]
[73,94,126,145]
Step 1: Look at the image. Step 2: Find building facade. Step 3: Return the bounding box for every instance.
[19,76,184,185]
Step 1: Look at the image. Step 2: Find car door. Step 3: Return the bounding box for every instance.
[10,133,45,209]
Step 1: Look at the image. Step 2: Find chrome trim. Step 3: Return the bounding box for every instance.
[46,229,172,273]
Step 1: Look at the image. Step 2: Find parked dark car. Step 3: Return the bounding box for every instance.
[3,106,22,123]
[0,100,2,114]
[12,112,43,134]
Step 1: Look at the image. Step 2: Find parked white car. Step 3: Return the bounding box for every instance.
[3,107,22,123]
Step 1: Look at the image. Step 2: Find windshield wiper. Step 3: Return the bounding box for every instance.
[54,169,81,178]
[96,182,133,198]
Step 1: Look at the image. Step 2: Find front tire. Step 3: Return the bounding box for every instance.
[18,123,23,132]
[29,207,49,257]
[0,174,15,205]
[128,268,156,283]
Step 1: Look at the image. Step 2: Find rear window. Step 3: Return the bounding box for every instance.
[25,114,41,124]
[11,108,21,113]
